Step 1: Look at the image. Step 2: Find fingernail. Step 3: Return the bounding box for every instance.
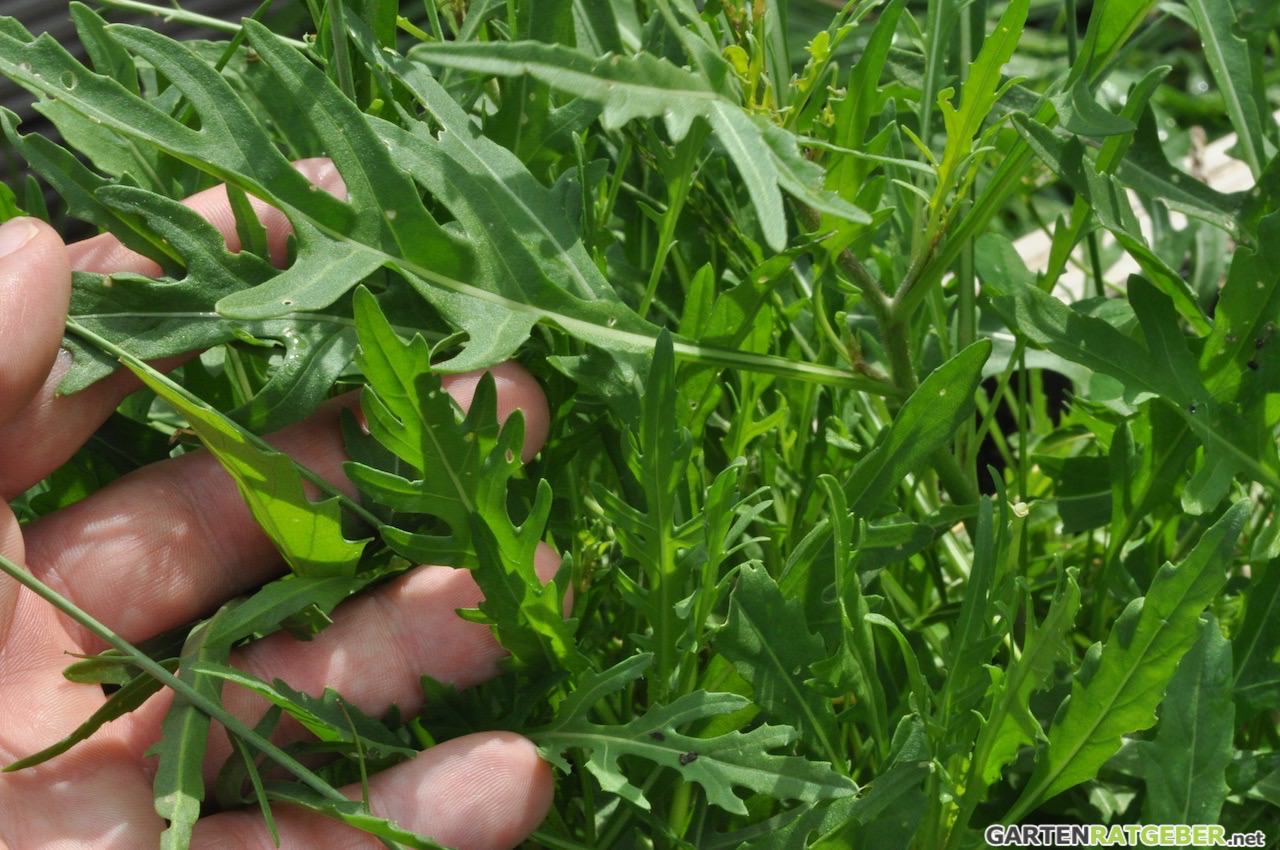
[0,218,39,259]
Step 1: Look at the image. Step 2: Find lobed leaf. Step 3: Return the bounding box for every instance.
[347,289,581,672]
[1007,502,1248,820]
[154,606,236,850]
[1232,558,1280,713]
[1183,0,1272,177]
[410,39,868,251]
[533,655,856,815]
[718,562,842,768]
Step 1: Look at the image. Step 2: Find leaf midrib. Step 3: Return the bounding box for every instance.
[4,47,890,393]
[728,599,839,766]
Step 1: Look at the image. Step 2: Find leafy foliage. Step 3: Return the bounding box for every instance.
[2,0,1279,847]
[125,350,370,578]
[531,654,856,814]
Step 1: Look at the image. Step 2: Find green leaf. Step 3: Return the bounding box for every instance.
[346,286,482,561]
[719,721,930,850]
[154,606,236,849]
[1105,103,1243,234]
[718,562,842,768]
[592,331,696,699]
[943,495,1016,748]
[810,716,931,849]
[1050,76,1136,138]
[1141,615,1235,823]
[0,181,19,222]
[349,30,624,307]
[1127,276,1272,515]
[347,289,581,672]
[716,798,862,850]
[208,572,388,645]
[0,110,178,267]
[846,340,991,515]
[409,40,868,250]
[1013,118,1212,329]
[1127,276,1207,404]
[1233,558,1280,713]
[1200,212,1280,402]
[1076,0,1160,82]
[1096,66,1171,173]
[975,568,1081,788]
[1183,0,1271,177]
[263,784,447,849]
[982,247,1280,498]
[188,661,415,760]
[69,2,139,94]
[59,186,357,432]
[805,478,888,755]
[0,20,506,355]
[532,655,857,815]
[1007,502,1248,821]
[932,0,1029,207]
[1041,455,1112,532]
[0,22,884,393]
[5,666,168,771]
[123,358,369,578]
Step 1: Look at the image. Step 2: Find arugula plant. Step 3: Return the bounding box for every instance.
[2,0,1279,847]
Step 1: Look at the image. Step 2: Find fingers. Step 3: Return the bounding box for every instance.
[234,543,561,706]
[23,364,551,647]
[119,541,560,782]
[191,544,563,774]
[0,159,347,499]
[193,732,554,850]
[0,218,71,431]
[0,352,187,501]
[67,157,346,275]
[441,364,551,463]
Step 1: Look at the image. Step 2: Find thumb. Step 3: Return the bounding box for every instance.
[0,216,66,641]
[0,217,71,430]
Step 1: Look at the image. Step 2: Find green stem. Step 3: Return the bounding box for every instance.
[94,0,310,50]
[674,339,903,395]
[0,556,338,805]
[799,205,894,330]
[883,319,918,391]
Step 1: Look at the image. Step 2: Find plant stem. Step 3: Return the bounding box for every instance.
[95,0,310,50]
[0,557,331,803]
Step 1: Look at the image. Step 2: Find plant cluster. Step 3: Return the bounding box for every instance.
[0,0,1278,847]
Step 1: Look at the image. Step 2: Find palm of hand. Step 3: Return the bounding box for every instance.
[0,163,555,849]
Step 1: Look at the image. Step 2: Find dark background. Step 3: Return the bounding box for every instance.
[3,0,262,120]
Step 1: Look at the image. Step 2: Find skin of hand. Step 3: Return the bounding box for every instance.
[0,159,557,850]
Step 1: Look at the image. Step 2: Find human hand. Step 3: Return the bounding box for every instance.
[0,160,557,849]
